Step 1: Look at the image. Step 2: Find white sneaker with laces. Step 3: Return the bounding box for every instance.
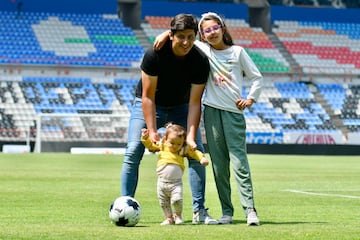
[247,210,260,226]
[192,208,218,225]
[218,215,232,224]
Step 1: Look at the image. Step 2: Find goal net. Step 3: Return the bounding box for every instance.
[34,113,130,152]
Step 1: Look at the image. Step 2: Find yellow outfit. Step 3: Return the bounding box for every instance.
[141,137,204,171]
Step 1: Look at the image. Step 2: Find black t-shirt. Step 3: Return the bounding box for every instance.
[135,40,210,107]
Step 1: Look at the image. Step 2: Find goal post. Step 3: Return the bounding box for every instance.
[34,113,130,153]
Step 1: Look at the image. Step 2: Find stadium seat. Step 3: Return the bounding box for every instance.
[0,11,145,67]
[273,20,360,75]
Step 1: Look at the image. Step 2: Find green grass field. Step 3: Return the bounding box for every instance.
[0,153,359,240]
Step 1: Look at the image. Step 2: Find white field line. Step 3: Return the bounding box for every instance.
[284,189,360,199]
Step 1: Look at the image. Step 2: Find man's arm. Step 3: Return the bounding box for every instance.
[186,83,206,149]
[141,70,160,142]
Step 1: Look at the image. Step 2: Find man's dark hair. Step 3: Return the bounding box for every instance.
[170,13,198,36]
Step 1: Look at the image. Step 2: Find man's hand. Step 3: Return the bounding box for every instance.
[186,137,197,151]
[149,130,160,143]
[200,157,209,166]
[143,129,160,153]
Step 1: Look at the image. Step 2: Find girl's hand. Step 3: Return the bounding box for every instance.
[235,98,254,110]
[153,30,170,51]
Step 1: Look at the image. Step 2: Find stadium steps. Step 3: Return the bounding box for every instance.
[133,29,152,50]
[312,90,348,135]
[268,33,302,76]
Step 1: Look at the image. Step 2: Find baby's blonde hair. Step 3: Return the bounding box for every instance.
[164,122,186,144]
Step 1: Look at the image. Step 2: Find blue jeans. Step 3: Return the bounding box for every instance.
[121,97,206,212]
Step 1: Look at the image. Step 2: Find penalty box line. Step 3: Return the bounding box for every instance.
[284,189,360,199]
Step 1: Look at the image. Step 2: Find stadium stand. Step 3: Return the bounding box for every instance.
[173,0,359,8]
[0,75,136,142]
[273,20,360,75]
[267,0,358,8]
[2,74,359,144]
[0,11,144,67]
[244,81,341,134]
[0,4,359,150]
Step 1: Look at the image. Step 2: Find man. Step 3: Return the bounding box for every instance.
[120,13,217,224]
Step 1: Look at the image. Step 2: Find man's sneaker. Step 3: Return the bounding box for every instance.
[192,208,218,225]
[218,215,232,224]
[247,209,260,226]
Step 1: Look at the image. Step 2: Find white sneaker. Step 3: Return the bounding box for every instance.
[160,218,174,226]
[218,215,232,224]
[174,216,184,225]
[192,208,218,225]
[247,210,260,226]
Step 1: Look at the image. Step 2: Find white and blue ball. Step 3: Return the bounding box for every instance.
[109,196,141,227]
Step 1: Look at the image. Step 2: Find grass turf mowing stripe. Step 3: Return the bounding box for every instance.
[284,189,360,199]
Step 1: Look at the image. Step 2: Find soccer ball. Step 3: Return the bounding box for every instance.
[109,196,141,227]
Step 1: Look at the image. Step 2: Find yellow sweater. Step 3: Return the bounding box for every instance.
[141,137,204,171]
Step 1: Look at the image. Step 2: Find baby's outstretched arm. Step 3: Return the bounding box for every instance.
[200,157,209,166]
[141,128,160,152]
